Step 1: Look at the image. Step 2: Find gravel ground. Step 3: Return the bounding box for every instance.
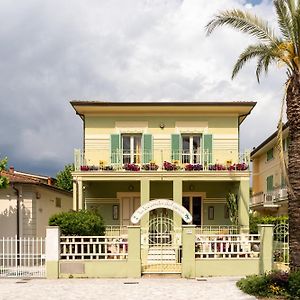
[0,277,256,300]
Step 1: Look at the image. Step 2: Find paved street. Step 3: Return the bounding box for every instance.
[0,277,256,300]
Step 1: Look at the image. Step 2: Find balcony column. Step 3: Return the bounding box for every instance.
[238,179,250,233]
[140,179,150,229]
[72,180,78,211]
[78,179,83,210]
[173,179,182,230]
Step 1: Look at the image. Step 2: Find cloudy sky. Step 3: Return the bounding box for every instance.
[1,0,287,177]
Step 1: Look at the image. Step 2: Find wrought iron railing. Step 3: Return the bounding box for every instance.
[74,148,250,172]
[0,236,45,278]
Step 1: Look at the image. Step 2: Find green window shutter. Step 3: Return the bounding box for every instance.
[281,173,286,188]
[267,175,274,191]
[203,134,213,164]
[110,134,120,164]
[142,134,153,163]
[171,134,181,161]
[266,148,274,161]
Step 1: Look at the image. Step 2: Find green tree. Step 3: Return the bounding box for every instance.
[55,164,74,191]
[206,0,300,270]
[0,157,9,189]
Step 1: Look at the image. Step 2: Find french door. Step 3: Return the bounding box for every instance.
[182,196,202,225]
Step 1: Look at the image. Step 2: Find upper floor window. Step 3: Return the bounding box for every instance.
[266,148,274,161]
[266,175,274,191]
[122,134,142,164]
[181,135,202,164]
[283,136,290,152]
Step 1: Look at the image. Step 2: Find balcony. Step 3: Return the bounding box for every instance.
[250,188,288,207]
[74,149,250,173]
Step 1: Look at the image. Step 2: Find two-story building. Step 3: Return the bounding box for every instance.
[70,101,255,272]
[251,123,289,216]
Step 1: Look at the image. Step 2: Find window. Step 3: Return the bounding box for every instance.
[181,135,201,164]
[122,135,142,164]
[55,198,61,208]
[281,173,286,188]
[266,175,274,191]
[208,206,214,220]
[266,148,274,161]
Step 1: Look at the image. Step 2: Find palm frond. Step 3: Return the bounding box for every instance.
[232,43,279,80]
[274,0,295,41]
[206,9,278,43]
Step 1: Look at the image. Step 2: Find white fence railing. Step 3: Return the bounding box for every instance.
[195,234,260,259]
[60,236,128,260]
[105,226,128,236]
[0,236,45,278]
[195,225,240,235]
[251,188,288,206]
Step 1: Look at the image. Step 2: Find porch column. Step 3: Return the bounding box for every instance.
[173,179,182,229]
[78,179,83,210]
[72,180,77,211]
[238,179,250,232]
[140,179,150,228]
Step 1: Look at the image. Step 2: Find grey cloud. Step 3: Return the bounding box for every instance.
[0,0,285,176]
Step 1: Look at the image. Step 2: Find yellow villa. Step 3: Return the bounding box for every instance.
[251,123,289,216]
[69,101,256,274]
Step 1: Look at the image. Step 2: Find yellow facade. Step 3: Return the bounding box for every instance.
[251,125,289,216]
[71,101,255,230]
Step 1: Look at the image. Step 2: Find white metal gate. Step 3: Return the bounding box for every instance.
[141,214,182,274]
[273,223,289,268]
[0,236,46,278]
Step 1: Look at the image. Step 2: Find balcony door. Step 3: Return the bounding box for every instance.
[122,135,142,164]
[182,135,201,164]
[182,196,202,225]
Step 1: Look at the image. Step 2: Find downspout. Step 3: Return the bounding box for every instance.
[11,183,20,265]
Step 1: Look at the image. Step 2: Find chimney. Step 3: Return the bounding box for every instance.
[47,177,52,186]
[9,166,14,174]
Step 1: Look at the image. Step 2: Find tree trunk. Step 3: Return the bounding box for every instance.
[286,72,300,271]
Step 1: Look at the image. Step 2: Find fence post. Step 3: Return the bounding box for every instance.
[46,226,60,279]
[258,224,274,274]
[182,225,196,278]
[127,226,141,278]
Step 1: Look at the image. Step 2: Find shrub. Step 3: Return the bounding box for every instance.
[288,270,300,299]
[49,210,105,236]
[237,271,300,299]
[237,274,269,297]
[249,213,288,234]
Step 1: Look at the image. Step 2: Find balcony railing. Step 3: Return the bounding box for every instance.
[74,149,250,172]
[251,188,288,206]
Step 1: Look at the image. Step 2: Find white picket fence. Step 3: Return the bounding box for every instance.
[60,236,128,260]
[195,234,260,259]
[0,236,46,278]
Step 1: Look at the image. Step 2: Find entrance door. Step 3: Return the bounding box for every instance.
[119,193,140,225]
[182,196,202,225]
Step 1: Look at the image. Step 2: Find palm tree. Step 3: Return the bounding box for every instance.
[206,0,300,271]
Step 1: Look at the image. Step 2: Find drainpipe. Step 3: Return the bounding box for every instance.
[11,183,20,265]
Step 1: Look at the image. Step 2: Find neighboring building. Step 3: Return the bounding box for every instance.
[250,124,289,216]
[0,167,72,237]
[71,101,255,230]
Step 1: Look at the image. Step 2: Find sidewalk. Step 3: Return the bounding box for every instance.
[0,277,256,300]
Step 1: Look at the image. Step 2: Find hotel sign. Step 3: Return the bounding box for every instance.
[130,199,193,224]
